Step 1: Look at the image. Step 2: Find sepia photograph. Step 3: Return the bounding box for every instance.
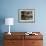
[18,9,35,23]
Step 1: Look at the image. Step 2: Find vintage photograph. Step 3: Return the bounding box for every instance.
[18,9,35,23]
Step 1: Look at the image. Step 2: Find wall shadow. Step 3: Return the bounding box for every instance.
[0,16,5,46]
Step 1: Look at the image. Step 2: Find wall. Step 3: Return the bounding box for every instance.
[0,0,46,46]
[0,0,46,32]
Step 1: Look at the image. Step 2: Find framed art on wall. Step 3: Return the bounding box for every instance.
[18,9,35,23]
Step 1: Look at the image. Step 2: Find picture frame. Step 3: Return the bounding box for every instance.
[18,9,35,23]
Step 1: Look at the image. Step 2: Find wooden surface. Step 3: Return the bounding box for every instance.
[24,40,43,46]
[4,32,43,46]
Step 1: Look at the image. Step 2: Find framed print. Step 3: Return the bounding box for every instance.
[18,9,35,23]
